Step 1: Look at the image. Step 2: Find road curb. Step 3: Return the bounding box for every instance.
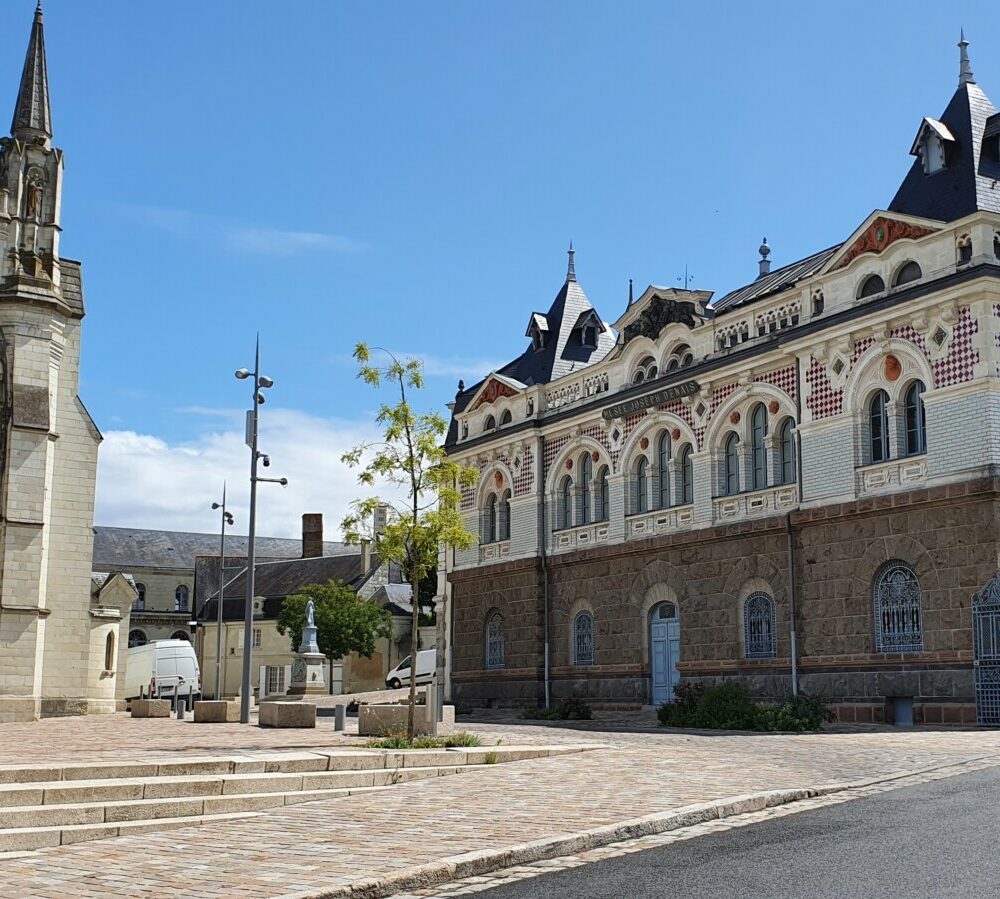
[307,756,1000,899]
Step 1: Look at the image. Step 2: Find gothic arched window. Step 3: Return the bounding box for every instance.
[174,585,189,612]
[580,453,593,524]
[679,444,694,504]
[498,490,511,541]
[486,612,505,669]
[869,389,890,463]
[744,592,776,659]
[574,611,594,666]
[657,432,671,509]
[134,583,146,612]
[904,380,927,456]
[724,433,740,496]
[634,457,648,514]
[750,403,768,490]
[778,418,795,485]
[873,561,923,653]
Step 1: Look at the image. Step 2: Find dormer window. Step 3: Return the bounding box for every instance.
[531,330,546,351]
[461,422,469,440]
[911,117,954,176]
[957,234,973,265]
[526,313,549,352]
[582,324,597,348]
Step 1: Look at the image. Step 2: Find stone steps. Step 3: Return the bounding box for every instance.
[0,745,583,854]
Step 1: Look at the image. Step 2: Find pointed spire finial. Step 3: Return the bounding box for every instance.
[566,241,576,282]
[758,238,771,278]
[11,1,51,140]
[959,29,975,86]
[628,278,634,306]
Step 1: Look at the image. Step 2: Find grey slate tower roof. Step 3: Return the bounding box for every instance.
[889,34,1000,221]
[11,3,51,140]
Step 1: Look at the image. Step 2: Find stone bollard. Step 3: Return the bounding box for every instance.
[176,697,187,720]
[334,703,346,731]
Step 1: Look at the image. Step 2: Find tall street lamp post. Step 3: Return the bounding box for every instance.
[235,338,286,724]
[211,483,234,701]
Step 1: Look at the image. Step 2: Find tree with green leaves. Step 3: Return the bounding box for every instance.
[275,581,392,671]
[342,344,477,739]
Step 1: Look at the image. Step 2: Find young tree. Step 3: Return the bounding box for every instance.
[342,344,477,739]
[276,580,392,669]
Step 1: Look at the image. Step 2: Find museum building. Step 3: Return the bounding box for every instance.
[438,36,1000,725]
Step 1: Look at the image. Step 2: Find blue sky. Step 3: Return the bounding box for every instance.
[20,1,1000,536]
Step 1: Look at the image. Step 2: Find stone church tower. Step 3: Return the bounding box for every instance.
[0,4,128,721]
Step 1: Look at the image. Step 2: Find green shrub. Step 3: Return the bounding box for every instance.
[521,698,593,721]
[443,731,482,747]
[364,731,445,749]
[484,751,499,764]
[657,682,830,732]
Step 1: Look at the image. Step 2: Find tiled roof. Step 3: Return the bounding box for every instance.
[712,244,841,313]
[60,259,84,316]
[93,526,351,571]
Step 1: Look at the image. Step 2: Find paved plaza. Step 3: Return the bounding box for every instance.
[0,712,999,896]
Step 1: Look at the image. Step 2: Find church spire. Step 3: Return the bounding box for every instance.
[958,29,975,87]
[566,241,576,282]
[11,2,51,142]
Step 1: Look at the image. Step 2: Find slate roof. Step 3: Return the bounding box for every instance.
[889,81,1000,220]
[93,526,351,571]
[11,4,50,139]
[60,260,84,316]
[712,244,842,313]
[198,552,376,622]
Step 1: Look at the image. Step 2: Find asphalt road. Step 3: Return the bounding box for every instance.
[472,766,1000,899]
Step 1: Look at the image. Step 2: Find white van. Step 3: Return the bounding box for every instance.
[385,649,436,689]
[125,639,201,703]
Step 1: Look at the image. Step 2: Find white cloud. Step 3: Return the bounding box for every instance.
[330,349,507,382]
[95,408,408,540]
[119,204,364,257]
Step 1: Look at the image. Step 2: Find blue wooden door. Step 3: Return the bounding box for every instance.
[651,618,680,704]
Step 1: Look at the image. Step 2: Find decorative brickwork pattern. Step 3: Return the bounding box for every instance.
[753,365,797,401]
[543,435,570,481]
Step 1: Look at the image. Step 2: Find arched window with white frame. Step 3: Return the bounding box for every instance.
[904,380,926,456]
[873,561,923,653]
[634,457,648,514]
[573,611,594,666]
[498,490,511,541]
[723,433,740,496]
[559,475,573,530]
[743,592,776,659]
[869,389,890,463]
[858,274,885,299]
[679,444,694,505]
[579,453,593,524]
[750,403,768,490]
[778,418,795,485]
[486,612,505,669]
[596,466,609,521]
[657,432,671,509]
[483,414,496,432]
[499,409,512,426]
[893,261,922,287]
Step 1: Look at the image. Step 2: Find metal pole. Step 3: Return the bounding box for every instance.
[240,339,261,724]
[214,481,228,700]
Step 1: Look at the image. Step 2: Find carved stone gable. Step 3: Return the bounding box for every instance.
[623,295,697,344]
[470,377,519,411]
[834,217,937,270]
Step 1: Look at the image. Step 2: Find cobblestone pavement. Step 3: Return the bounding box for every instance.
[2,713,1000,897]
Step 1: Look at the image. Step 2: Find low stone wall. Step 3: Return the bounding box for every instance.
[259,701,316,728]
[193,700,241,723]
[130,699,170,718]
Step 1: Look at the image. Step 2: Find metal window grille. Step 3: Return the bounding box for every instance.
[873,562,923,653]
[486,613,505,670]
[574,612,594,665]
[744,592,776,659]
[973,575,1000,725]
[128,629,147,648]
[905,381,926,456]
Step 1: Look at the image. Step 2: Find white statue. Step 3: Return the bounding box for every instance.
[305,597,315,629]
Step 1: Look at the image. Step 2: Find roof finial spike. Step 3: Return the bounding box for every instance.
[11,1,51,141]
[628,278,634,306]
[959,29,974,86]
[566,241,576,282]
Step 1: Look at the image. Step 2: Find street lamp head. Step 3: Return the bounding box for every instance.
[225,513,234,525]
[212,502,220,510]
[257,393,266,405]
[257,375,274,389]
[279,477,288,487]
[235,368,251,380]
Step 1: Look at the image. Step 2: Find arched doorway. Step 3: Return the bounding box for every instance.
[650,601,680,704]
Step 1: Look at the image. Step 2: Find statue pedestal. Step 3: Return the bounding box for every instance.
[286,621,326,698]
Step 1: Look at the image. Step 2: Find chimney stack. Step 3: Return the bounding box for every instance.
[360,538,371,573]
[302,513,323,559]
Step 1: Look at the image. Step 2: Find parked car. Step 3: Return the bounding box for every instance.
[125,639,201,703]
[385,649,436,689]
